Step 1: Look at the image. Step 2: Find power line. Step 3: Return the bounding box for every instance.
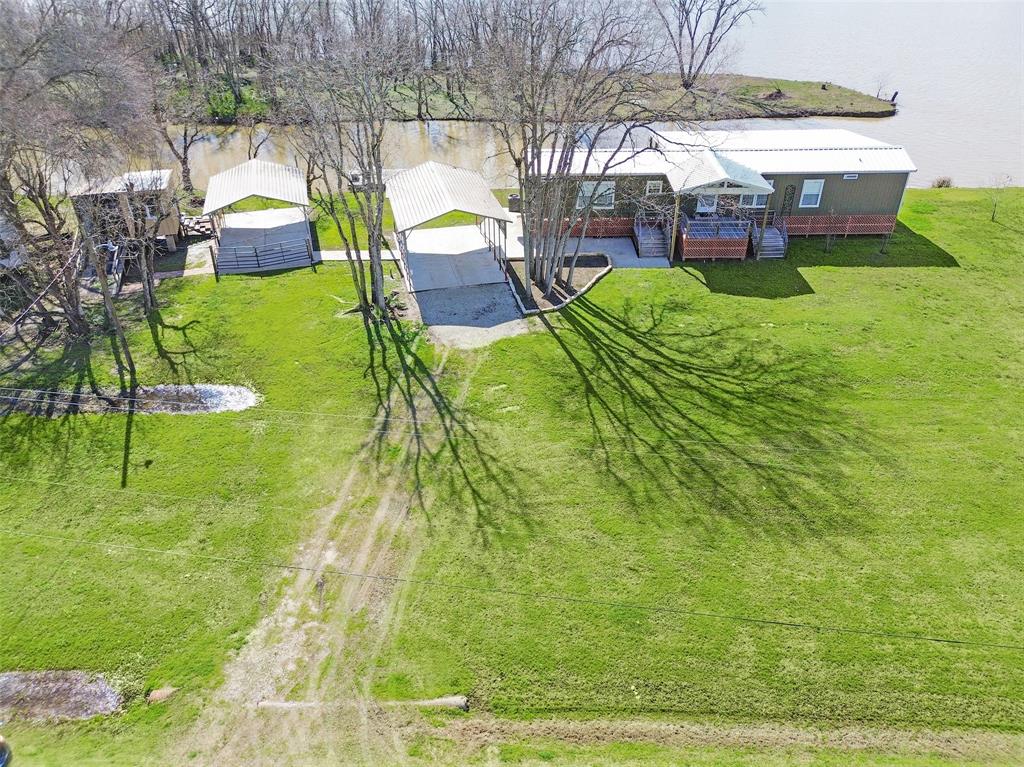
[1,527,1020,652]
[0,250,80,342]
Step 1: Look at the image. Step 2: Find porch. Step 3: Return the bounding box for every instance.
[631,211,789,262]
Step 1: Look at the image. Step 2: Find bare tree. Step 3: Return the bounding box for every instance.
[473,0,666,295]
[650,0,762,91]
[988,174,1013,222]
[276,0,414,317]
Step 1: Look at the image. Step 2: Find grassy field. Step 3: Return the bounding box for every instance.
[0,266,414,763]
[0,188,1021,765]
[370,189,1024,741]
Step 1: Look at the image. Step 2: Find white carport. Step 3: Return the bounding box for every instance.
[203,159,315,275]
[385,161,514,292]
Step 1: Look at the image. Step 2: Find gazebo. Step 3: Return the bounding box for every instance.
[202,159,315,275]
[385,161,513,292]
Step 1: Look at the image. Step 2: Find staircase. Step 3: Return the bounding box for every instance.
[633,219,670,261]
[756,227,787,259]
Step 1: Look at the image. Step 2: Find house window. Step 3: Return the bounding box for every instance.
[843,173,859,180]
[645,179,664,196]
[739,192,769,208]
[799,179,824,208]
[577,180,615,210]
[143,203,158,221]
[696,194,717,214]
[739,180,773,208]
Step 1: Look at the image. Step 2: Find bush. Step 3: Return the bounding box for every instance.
[932,176,953,188]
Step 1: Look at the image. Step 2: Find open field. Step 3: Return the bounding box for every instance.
[0,188,1022,765]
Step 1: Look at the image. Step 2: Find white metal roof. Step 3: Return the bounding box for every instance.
[658,129,917,175]
[72,169,173,197]
[540,147,775,195]
[203,160,309,216]
[386,161,513,232]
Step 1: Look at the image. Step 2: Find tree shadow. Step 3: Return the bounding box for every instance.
[540,294,885,540]
[682,222,960,299]
[147,309,200,384]
[359,312,527,545]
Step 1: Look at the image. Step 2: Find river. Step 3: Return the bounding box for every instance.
[184,1,1023,190]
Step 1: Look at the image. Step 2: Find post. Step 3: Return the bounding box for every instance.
[668,194,681,263]
[755,196,771,257]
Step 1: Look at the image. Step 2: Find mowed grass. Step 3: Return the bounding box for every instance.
[373,189,1024,739]
[0,265,414,763]
[226,189,516,250]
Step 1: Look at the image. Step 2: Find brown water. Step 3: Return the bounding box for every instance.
[184,2,1023,191]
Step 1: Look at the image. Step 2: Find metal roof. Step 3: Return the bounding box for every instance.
[203,160,309,216]
[72,169,173,197]
[658,129,917,175]
[386,161,513,232]
[540,147,775,195]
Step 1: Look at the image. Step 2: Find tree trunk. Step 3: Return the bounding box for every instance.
[87,237,136,386]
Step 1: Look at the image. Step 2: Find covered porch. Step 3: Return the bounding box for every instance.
[635,150,788,261]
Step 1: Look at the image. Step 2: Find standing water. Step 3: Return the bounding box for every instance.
[181,2,1022,190]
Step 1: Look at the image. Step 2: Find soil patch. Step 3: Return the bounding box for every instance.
[0,384,260,417]
[0,671,121,721]
[442,716,1024,763]
[509,254,610,312]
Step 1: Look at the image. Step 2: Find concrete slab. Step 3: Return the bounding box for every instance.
[565,236,670,269]
[415,284,529,349]
[405,226,506,291]
[219,207,310,249]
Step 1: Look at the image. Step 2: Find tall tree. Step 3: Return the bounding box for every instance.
[276,0,415,317]
[473,0,664,294]
[650,0,763,91]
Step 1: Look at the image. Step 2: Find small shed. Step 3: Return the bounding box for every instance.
[203,159,314,275]
[71,169,182,251]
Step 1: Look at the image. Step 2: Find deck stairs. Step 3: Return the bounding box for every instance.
[633,218,670,261]
[756,227,787,259]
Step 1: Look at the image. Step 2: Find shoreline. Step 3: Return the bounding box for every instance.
[190,74,897,127]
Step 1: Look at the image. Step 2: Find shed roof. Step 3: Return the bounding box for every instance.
[72,169,173,198]
[203,160,309,216]
[386,161,513,232]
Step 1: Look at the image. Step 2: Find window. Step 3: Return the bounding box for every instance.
[576,180,615,210]
[696,194,717,214]
[799,179,824,208]
[843,173,859,180]
[645,179,664,196]
[739,192,770,208]
[143,203,158,221]
[739,180,773,208]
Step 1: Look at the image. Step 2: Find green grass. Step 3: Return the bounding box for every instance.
[224,189,516,250]
[1,189,1021,765]
[372,189,1024,733]
[0,265,413,763]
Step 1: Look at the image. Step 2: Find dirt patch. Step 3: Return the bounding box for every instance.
[0,671,121,722]
[442,716,1024,763]
[509,254,609,312]
[0,384,259,417]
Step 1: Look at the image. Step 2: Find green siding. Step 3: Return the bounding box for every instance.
[764,172,910,216]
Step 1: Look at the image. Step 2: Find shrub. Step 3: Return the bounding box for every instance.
[932,176,953,188]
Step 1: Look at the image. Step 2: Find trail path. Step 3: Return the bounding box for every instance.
[173,347,464,766]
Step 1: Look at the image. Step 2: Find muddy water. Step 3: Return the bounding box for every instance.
[181,2,1022,191]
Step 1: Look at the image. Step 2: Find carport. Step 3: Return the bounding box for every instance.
[385,161,513,293]
[203,159,315,275]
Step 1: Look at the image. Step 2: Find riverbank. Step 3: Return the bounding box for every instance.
[196,73,895,125]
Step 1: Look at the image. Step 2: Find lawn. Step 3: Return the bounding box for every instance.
[0,188,1021,765]
[0,265,414,763]
[223,189,516,250]
[371,189,1024,742]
